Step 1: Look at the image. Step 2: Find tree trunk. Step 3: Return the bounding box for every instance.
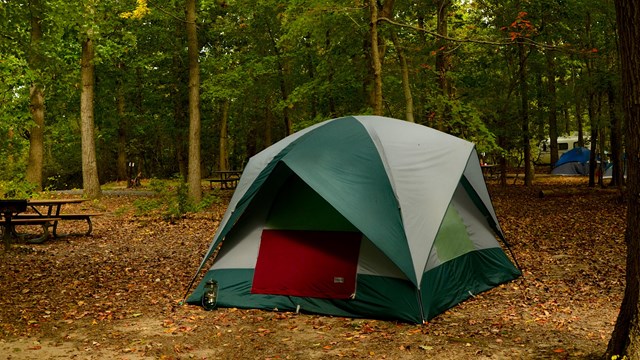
[607,2,640,357]
[576,98,585,147]
[498,135,508,187]
[587,92,598,187]
[278,64,291,136]
[80,33,102,199]
[246,115,258,160]
[435,0,451,95]
[219,99,230,171]
[585,12,599,188]
[304,36,318,119]
[599,124,606,187]
[435,0,451,131]
[172,21,188,181]
[116,66,128,181]
[546,49,559,167]
[518,40,533,186]
[264,22,291,136]
[265,104,273,147]
[7,128,15,172]
[572,66,585,147]
[325,30,337,117]
[27,86,45,191]
[390,32,414,122]
[369,0,383,115]
[186,0,202,203]
[609,71,625,188]
[25,0,44,191]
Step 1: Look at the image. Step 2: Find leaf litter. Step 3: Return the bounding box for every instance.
[0,177,625,359]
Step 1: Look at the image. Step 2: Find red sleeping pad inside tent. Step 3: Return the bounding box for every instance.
[251,229,361,299]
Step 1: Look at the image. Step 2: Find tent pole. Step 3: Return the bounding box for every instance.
[179,269,204,305]
[416,287,426,324]
[500,237,523,272]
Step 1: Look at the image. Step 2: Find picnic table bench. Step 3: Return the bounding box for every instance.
[205,170,242,190]
[481,164,497,179]
[1,198,103,244]
[5,216,63,244]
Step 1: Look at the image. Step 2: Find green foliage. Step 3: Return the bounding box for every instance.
[0,55,33,132]
[133,178,220,220]
[435,96,499,155]
[0,178,38,199]
[0,0,622,186]
[113,205,131,217]
[133,197,162,216]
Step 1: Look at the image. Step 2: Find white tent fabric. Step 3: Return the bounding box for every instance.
[358,116,475,285]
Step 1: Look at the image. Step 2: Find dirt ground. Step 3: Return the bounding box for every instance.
[0,176,626,359]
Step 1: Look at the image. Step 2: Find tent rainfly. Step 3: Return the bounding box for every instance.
[186,115,521,323]
[551,147,590,176]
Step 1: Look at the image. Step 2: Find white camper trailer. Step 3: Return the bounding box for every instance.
[536,135,587,165]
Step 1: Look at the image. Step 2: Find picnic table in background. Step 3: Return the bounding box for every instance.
[481,164,497,179]
[27,198,104,237]
[205,170,242,190]
[1,198,103,244]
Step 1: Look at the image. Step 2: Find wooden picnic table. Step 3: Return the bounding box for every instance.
[1,200,29,248]
[205,170,242,190]
[1,198,103,244]
[481,164,497,179]
[27,198,86,215]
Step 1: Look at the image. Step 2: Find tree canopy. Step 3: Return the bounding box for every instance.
[0,0,621,190]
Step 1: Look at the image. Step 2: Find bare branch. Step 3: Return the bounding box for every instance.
[0,33,17,42]
[155,5,186,23]
[377,17,577,53]
[378,16,511,46]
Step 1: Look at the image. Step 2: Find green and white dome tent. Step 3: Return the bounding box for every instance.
[186,115,520,323]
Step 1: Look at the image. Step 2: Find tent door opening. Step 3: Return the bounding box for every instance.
[251,174,362,299]
[251,229,361,299]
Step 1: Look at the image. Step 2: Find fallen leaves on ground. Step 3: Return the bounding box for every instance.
[0,177,626,359]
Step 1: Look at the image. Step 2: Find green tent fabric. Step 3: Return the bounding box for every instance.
[186,115,520,323]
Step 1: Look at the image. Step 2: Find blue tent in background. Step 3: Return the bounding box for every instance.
[551,147,590,175]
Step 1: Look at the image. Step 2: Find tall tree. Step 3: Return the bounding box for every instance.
[270,32,292,135]
[390,31,414,122]
[546,49,559,167]
[369,0,395,116]
[80,0,102,199]
[517,39,533,186]
[171,19,189,181]
[369,0,383,115]
[186,0,202,203]
[434,0,451,131]
[606,0,640,357]
[25,0,45,190]
[115,64,128,181]
[608,80,624,188]
[219,99,230,171]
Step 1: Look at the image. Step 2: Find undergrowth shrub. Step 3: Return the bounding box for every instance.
[133,178,220,220]
[0,178,37,199]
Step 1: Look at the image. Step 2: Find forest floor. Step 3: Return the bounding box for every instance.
[0,175,626,359]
